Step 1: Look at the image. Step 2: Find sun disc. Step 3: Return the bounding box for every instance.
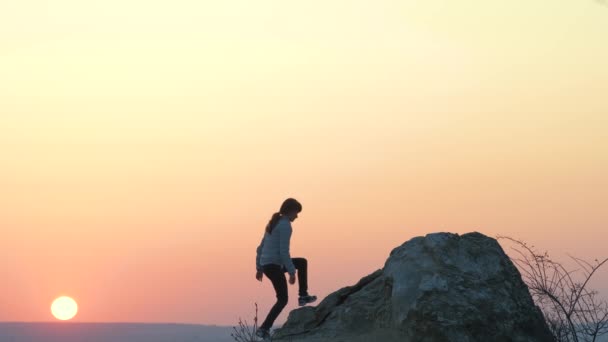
[51,296,78,321]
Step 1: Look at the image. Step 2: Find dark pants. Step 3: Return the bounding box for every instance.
[259,257,309,330]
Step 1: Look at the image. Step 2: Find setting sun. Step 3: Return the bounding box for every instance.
[51,296,78,321]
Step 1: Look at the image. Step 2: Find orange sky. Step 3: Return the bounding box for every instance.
[1,0,607,325]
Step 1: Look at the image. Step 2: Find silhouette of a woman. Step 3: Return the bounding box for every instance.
[255,198,317,339]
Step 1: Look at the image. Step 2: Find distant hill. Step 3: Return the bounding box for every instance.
[0,322,234,342]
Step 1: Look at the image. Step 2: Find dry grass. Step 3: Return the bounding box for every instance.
[231,302,262,342]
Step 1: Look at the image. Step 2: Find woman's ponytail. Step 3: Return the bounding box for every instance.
[266,212,282,234]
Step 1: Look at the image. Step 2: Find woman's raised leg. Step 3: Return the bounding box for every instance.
[291,257,309,297]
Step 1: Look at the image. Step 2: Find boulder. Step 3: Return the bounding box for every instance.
[272,232,555,342]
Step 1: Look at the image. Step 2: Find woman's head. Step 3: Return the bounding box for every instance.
[266,198,302,234]
[279,198,303,222]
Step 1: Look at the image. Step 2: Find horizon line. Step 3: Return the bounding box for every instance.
[0,321,232,327]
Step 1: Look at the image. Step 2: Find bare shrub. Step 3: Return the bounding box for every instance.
[498,236,608,342]
[231,302,260,342]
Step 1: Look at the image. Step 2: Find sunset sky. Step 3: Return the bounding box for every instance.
[1,0,607,325]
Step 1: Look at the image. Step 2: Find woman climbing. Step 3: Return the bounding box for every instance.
[255,198,317,339]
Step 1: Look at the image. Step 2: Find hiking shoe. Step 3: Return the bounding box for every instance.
[255,327,270,340]
[298,294,317,306]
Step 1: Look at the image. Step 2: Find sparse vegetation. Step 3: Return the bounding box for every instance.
[498,236,608,342]
[231,302,294,342]
[231,302,260,342]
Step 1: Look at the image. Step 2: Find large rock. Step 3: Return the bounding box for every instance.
[272,232,555,342]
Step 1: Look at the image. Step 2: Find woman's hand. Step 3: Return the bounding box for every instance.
[288,273,296,285]
[256,270,263,282]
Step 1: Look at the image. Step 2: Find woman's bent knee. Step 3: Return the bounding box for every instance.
[293,257,307,266]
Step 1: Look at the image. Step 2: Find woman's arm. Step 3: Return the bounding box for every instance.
[256,235,265,271]
[278,223,296,275]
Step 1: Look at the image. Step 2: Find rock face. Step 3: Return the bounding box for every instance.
[273,232,555,342]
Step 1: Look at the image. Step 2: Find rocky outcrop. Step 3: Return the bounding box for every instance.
[273,232,555,342]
